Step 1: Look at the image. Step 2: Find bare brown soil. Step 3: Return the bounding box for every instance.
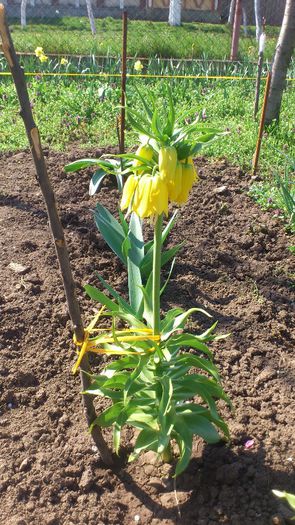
[0,149,294,525]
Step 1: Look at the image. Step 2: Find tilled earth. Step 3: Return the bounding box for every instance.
[0,148,294,525]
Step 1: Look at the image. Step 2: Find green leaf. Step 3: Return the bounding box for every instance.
[161,308,212,340]
[272,491,295,511]
[176,353,220,381]
[157,376,174,453]
[160,308,184,333]
[103,372,130,389]
[166,333,213,358]
[140,243,183,280]
[115,152,154,168]
[134,85,154,121]
[127,213,144,314]
[95,273,136,316]
[64,158,105,172]
[127,408,158,430]
[160,258,176,297]
[84,384,122,401]
[123,355,149,403]
[165,85,176,137]
[91,402,124,429]
[140,272,153,327]
[118,208,129,236]
[179,413,220,443]
[105,355,139,372]
[129,428,159,462]
[127,109,157,140]
[89,169,107,196]
[85,284,119,312]
[151,108,163,141]
[93,204,127,265]
[173,421,193,477]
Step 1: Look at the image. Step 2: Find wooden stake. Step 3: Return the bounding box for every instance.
[230,0,242,61]
[252,71,272,175]
[0,4,113,466]
[120,10,127,154]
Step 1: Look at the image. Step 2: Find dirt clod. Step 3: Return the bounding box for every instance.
[0,150,294,525]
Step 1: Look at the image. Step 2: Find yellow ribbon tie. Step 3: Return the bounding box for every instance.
[72,308,160,374]
[72,306,105,374]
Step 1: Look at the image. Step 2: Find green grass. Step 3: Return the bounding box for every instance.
[249,158,295,234]
[1,74,294,176]
[6,16,280,60]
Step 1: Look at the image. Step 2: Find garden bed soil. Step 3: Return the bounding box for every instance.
[0,148,294,525]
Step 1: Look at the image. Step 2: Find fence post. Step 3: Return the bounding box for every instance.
[230,0,242,61]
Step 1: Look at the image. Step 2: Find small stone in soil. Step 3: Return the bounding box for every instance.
[19,457,32,472]
[8,262,30,275]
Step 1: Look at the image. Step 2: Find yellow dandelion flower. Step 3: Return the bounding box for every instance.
[60,58,68,66]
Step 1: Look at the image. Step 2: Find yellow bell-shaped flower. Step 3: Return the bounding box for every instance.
[133,144,154,169]
[167,162,182,202]
[159,146,177,184]
[121,174,138,211]
[175,160,198,204]
[133,174,153,217]
[150,175,169,217]
[132,174,168,218]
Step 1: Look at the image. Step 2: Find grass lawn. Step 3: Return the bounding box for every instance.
[7,16,281,60]
[1,75,294,171]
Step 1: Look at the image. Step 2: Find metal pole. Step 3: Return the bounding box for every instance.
[252,71,272,175]
[230,0,242,61]
[120,10,128,153]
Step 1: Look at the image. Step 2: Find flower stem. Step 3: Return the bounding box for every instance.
[152,214,163,336]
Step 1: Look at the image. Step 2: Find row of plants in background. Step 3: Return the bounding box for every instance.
[4,51,291,78]
[1,44,295,78]
[1,74,294,172]
[65,88,231,474]
[7,17,280,60]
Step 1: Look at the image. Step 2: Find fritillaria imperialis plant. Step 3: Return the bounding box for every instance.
[66,89,231,475]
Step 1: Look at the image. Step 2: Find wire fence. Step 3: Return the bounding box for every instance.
[1,7,295,77]
[3,1,287,62]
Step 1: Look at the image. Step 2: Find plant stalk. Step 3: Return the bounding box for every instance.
[152,214,163,335]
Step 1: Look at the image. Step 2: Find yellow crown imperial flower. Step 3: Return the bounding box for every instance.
[133,143,154,169]
[134,60,144,72]
[130,174,168,219]
[121,174,139,211]
[159,146,177,185]
[175,158,199,204]
[34,46,44,58]
[167,161,183,202]
[150,175,169,217]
